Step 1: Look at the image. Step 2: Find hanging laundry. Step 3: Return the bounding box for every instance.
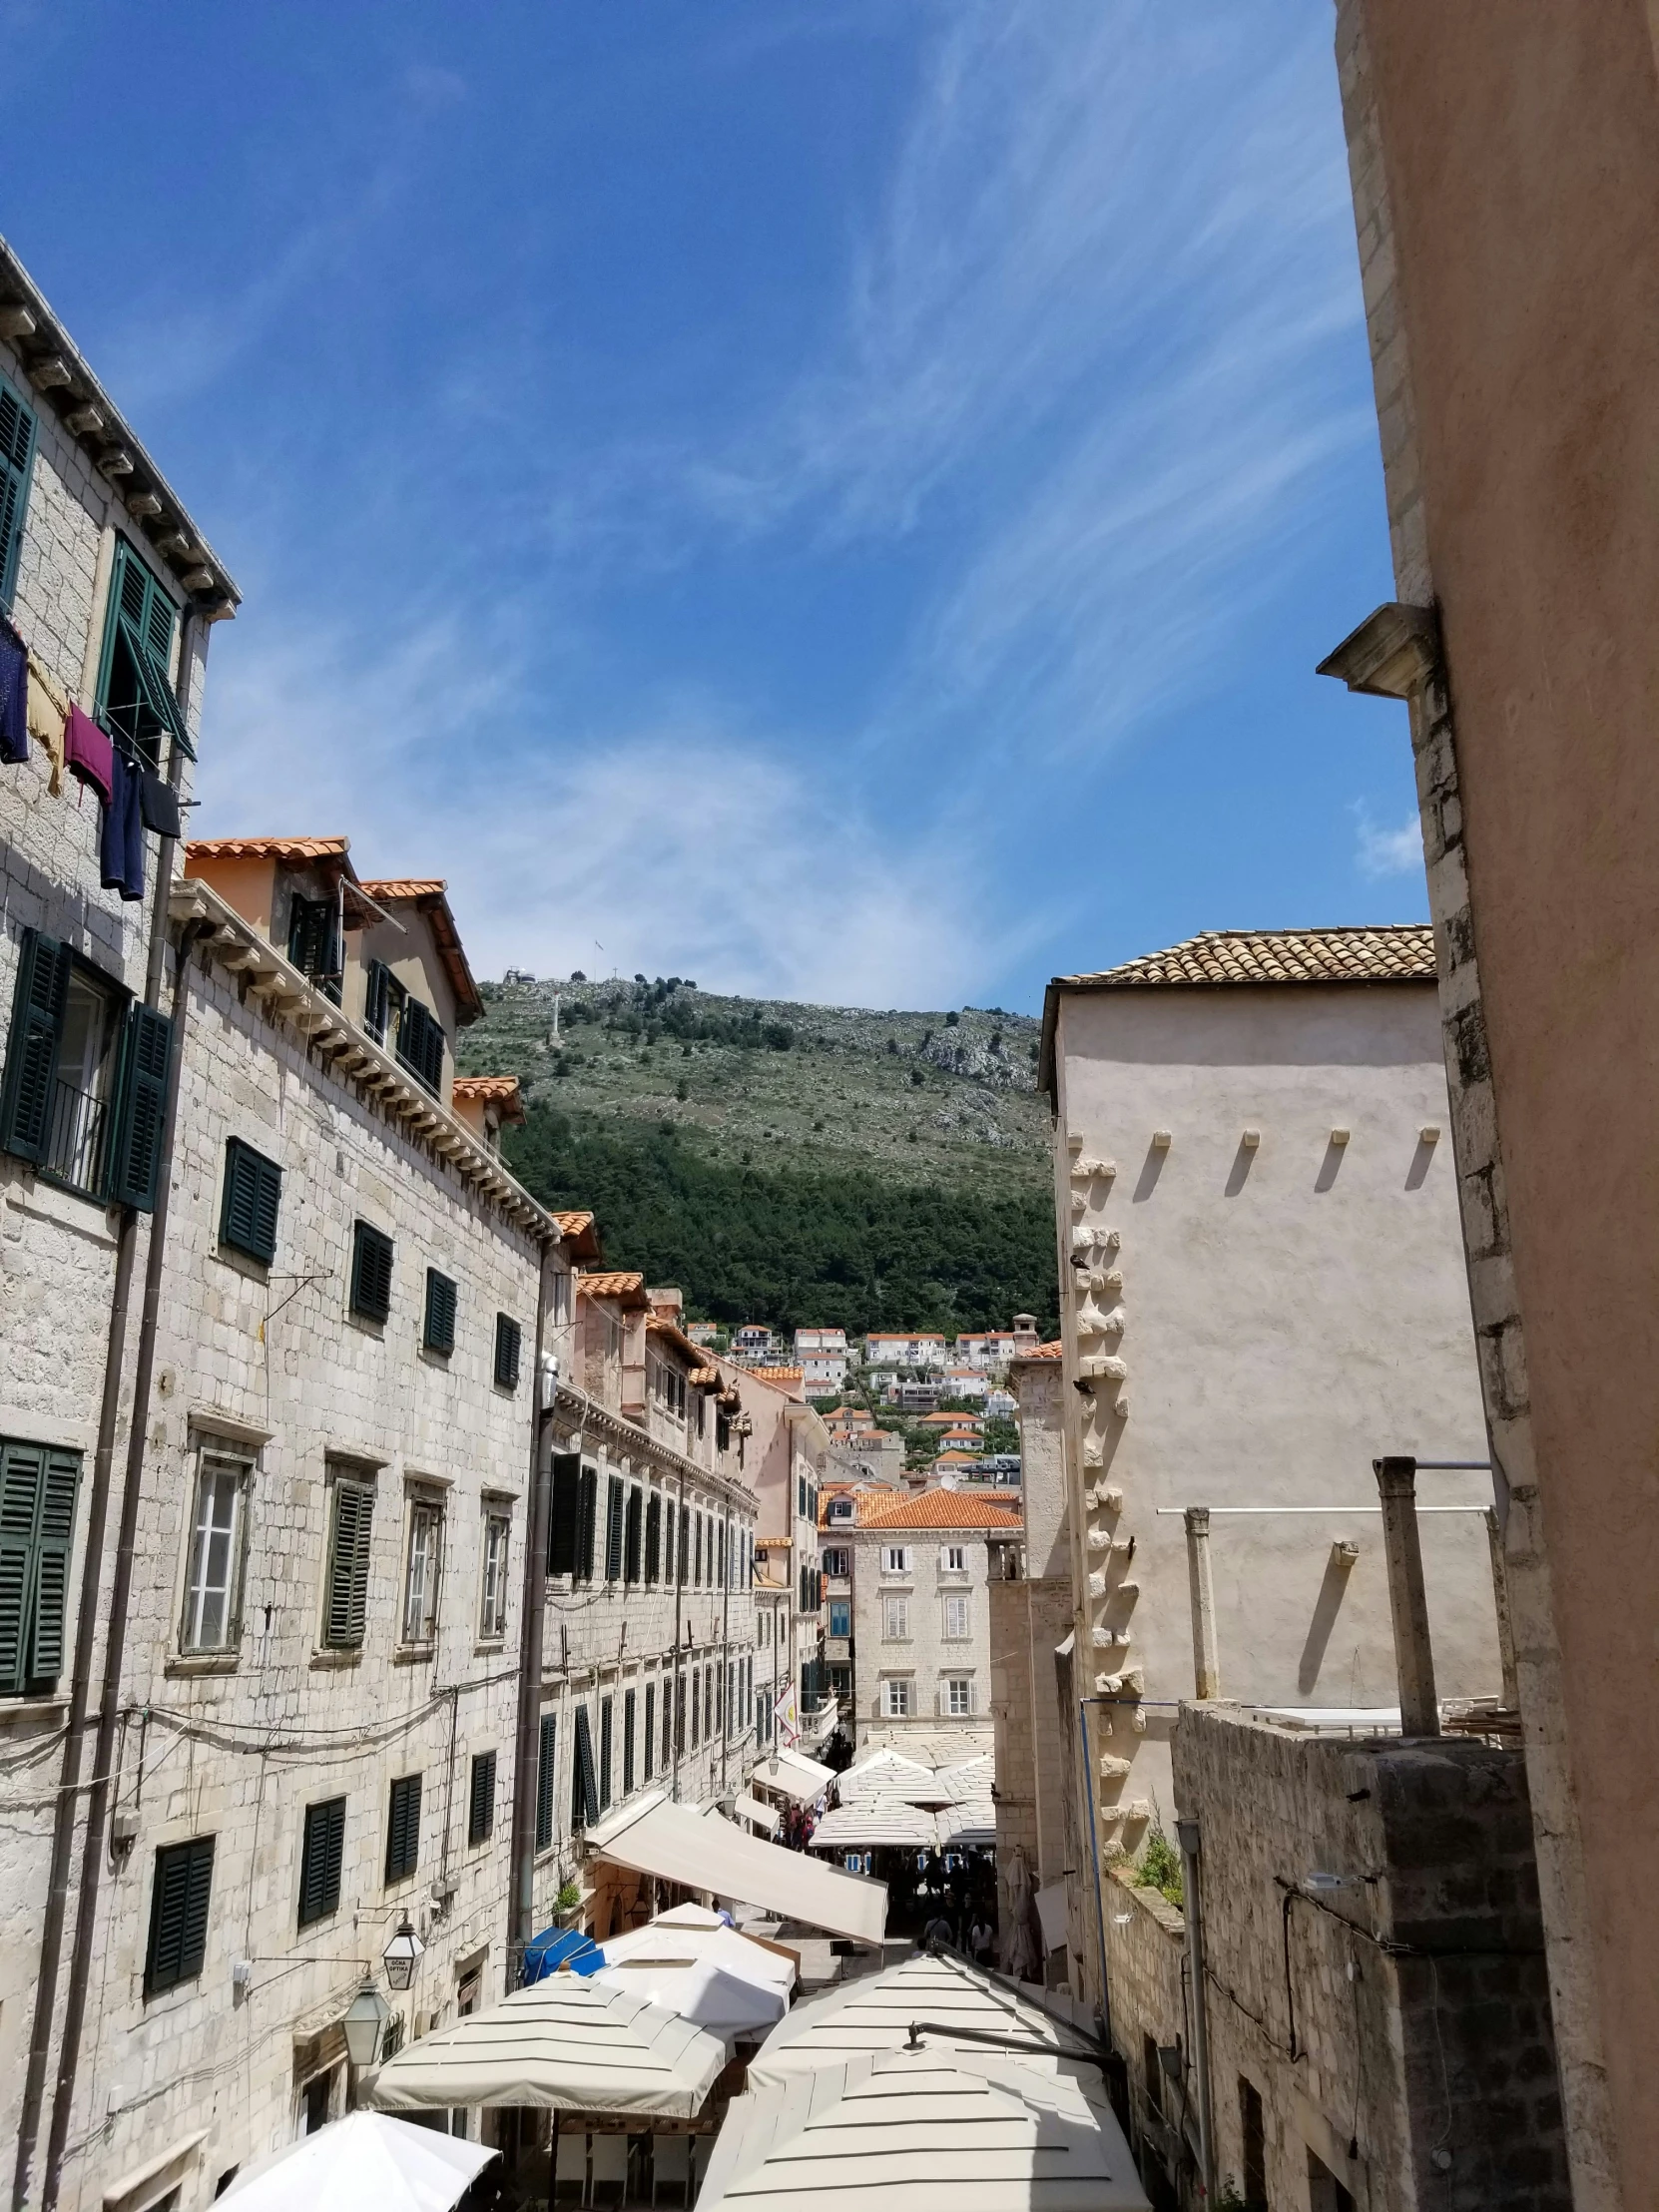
[0,615,26,766]
[99,749,146,902]
[138,770,181,839]
[63,703,113,806]
[26,657,68,795]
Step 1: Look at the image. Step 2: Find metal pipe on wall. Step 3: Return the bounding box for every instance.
[1175,1817,1216,2204]
[506,1250,555,1987]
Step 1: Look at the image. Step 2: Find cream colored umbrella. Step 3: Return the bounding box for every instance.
[220,2112,494,2212]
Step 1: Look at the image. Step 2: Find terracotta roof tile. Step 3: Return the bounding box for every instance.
[1012,1341,1064,1363]
[857,1490,1023,1530]
[578,1270,650,1310]
[186,835,350,863]
[1057,925,1435,991]
[357,878,448,899]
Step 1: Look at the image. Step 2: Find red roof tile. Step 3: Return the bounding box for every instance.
[856,1490,1022,1531]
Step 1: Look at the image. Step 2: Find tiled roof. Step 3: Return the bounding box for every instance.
[857,1490,1022,1531]
[357,878,448,899]
[1057,925,1435,991]
[687,1366,721,1386]
[752,1366,804,1382]
[1012,1341,1064,1363]
[186,835,350,863]
[548,1209,601,1261]
[451,1075,521,1100]
[355,879,484,1026]
[578,1270,650,1309]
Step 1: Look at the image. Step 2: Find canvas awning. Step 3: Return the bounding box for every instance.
[362,1976,726,2117]
[748,1951,1096,2088]
[733,1793,781,1836]
[811,1803,940,1852]
[835,1750,937,1805]
[588,1791,887,1944]
[754,1749,836,1804]
[938,1799,997,1850]
[697,2046,1151,2212]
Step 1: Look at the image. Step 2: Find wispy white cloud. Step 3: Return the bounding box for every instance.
[196,614,1038,1006]
[1352,803,1424,881]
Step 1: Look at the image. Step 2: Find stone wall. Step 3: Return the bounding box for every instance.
[1172,1702,1570,2212]
[848,1524,996,1748]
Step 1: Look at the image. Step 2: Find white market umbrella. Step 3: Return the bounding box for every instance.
[363,1974,727,2117]
[697,2047,1151,2212]
[221,2112,494,2212]
[595,1957,788,2040]
[811,1803,940,1852]
[602,1914,797,1995]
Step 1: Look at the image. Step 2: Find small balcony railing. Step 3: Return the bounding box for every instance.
[45,1078,109,1196]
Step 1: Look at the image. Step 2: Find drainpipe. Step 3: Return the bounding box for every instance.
[42,900,204,2212]
[15,694,194,2212]
[719,1500,731,1794]
[1184,1506,1221,1700]
[1482,1504,1520,1710]
[506,1249,555,1987]
[1374,1456,1440,1737]
[1175,1818,1215,2204]
[1076,1700,1113,2050]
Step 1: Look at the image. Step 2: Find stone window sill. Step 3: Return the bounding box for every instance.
[0,1696,69,1728]
[166,1652,240,1677]
[393,1641,436,1666]
[310,1645,363,1669]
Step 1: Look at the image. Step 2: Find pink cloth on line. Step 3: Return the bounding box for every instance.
[64,705,113,807]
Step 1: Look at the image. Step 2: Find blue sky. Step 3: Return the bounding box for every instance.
[5,0,1423,1012]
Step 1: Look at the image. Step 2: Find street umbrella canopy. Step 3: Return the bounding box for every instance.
[697,2047,1152,2212]
[363,1975,728,2116]
[221,2112,495,2212]
[598,1914,797,2040]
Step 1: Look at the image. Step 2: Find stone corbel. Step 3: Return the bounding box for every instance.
[1317,600,1441,702]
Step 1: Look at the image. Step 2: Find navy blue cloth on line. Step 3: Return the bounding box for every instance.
[99,750,146,902]
[0,617,27,766]
[139,771,181,839]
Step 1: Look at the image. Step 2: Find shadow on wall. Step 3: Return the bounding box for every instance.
[1298,1540,1360,1696]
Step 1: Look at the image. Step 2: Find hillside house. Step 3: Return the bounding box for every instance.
[793,1326,847,1395]
[862,1331,946,1372]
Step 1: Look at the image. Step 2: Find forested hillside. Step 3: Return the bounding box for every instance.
[459,974,1059,1335]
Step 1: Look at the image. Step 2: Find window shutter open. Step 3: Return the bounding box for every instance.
[548,1454,581,1576]
[0,1442,80,1695]
[0,377,37,607]
[605,1477,624,1582]
[221,1137,281,1264]
[107,1003,173,1211]
[577,1466,598,1582]
[28,1448,79,1683]
[625,1487,642,1584]
[424,1270,457,1356]
[599,1697,613,1811]
[573,1707,598,1829]
[103,538,190,760]
[324,1480,374,1647]
[0,930,71,1164]
[0,1444,42,1696]
[364,959,391,1045]
[536,1712,557,1851]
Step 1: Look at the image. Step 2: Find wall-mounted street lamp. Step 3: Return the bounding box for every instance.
[382,1917,425,1991]
[341,1981,393,2070]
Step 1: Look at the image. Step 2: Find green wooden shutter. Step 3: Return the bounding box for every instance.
[494,1314,521,1389]
[364,960,391,1045]
[535,1713,557,1852]
[604,1477,624,1582]
[577,1467,598,1583]
[644,1495,660,1585]
[324,1480,373,1647]
[28,1449,79,1684]
[468,1750,496,1845]
[107,1003,173,1211]
[0,1444,42,1696]
[623,1689,636,1797]
[101,539,190,760]
[572,1707,598,1830]
[350,1222,394,1322]
[598,1696,613,1811]
[547,1454,581,1577]
[0,1442,80,1695]
[299,1797,346,1926]
[643,1683,655,1782]
[0,378,36,609]
[424,1270,457,1356]
[145,1836,215,1994]
[0,931,72,1165]
[221,1137,281,1264]
[385,1775,421,1883]
[624,1488,642,1584]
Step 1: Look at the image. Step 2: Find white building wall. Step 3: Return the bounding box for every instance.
[1051,979,1495,1854]
[848,1525,998,1750]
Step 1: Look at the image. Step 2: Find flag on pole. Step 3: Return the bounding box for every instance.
[774,1683,800,1747]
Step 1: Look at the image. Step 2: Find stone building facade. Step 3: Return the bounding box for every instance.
[828,1486,1020,1752]
[717,1359,830,1751]
[1036,928,1497,1857]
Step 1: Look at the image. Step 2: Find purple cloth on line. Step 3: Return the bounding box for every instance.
[64,704,113,805]
[99,749,146,902]
[0,619,27,765]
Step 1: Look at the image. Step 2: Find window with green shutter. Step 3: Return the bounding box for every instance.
[105,1001,173,1212]
[322,1476,374,1649]
[494,1314,521,1390]
[298,1797,346,1926]
[384,1774,421,1885]
[547,1454,581,1578]
[0,930,71,1167]
[598,1695,613,1812]
[144,1836,214,1996]
[350,1221,394,1323]
[535,1712,557,1853]
[624,1487,642,1585]
[468,1750,496,1847]
[576,1465,598,1583]
[94,535,191,768]
[286,896,342,1004]
[643,1682,655,1783]
[0,1439,82,1697]
[644,1494,661,1585]
[604,1477,624,1583]
[0,375,36,611]
[220,1138,281,1264]
[395,996,445,1094]
[424,1269,457,1356]
[1,935,164,1211]
[364,959,394,1046]
[572,1707,598,1830]
[623,1688,636,1798]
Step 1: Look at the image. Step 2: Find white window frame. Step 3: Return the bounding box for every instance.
[181,1448,252,1654]
[479,1507,511,1641]
[882,1594,910,1642]
[943,1592,970,1641]
[822,1547,848,1577]
[881,1676,913,1719]
[944,1676,974,1717]
[881,1545,912,1577]
[400,1495,443,1647]
[940,1543,967,1575]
